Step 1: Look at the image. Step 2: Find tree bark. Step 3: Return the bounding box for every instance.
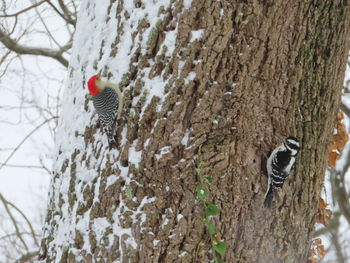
[39,0,350,262]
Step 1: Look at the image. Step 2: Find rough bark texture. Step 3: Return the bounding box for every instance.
[39,0,350,263]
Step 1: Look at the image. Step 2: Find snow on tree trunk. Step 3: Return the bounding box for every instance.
[39,0,350,262]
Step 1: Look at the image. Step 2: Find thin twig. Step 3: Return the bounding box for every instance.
[6,200,39,246]
[15,250,39,263]
[0,163,49,170]
[58,0,76,25]
[331,231,347,263]
[34,4,62,48]
[332,172,350,225]
[0,193,28,250]
[0,29,69,67]
[0,117,57,171]
[44,0,75,25]
[0,232,38,241]
[312,212,341,237]
[0,1,46,17]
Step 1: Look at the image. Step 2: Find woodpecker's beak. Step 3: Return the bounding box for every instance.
[95,75,104,91]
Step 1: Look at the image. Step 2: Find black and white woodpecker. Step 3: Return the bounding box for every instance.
[87,74,123,147]
[264,136,300,207]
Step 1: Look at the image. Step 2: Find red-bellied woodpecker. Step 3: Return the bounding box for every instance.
[87,74,123,147]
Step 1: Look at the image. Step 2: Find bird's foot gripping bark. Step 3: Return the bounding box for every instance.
[108,135,118,149]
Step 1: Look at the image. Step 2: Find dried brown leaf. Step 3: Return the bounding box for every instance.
[336,111,344,121]
[315,199,332,227]
[328,151,339,167]
[319,198,328,209]
[308,238,327,263]
[327,111,349,167]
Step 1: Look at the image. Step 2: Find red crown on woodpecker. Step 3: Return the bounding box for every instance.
[87,74,100,96]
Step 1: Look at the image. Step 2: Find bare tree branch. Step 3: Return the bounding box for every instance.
[331,171,350,225]
[313,212,341,237]
[0,117,57,171]
[0,49,13,78]
[6,200,39,246]
[0,193,28,251]
[0,1,46,18]
[33,6,62,48]
[331,231,347,263]
[15,251,38,263]
[328,101,350,226]
[44,0,76,26]
[0,0,7,12]
[0,29,69,67]
[57,0,76,25]
[0,232,38,241]
[0,163,50,171]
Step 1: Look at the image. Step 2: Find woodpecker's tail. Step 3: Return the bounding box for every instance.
[264,185,274,208]
[108,135,118,149]
[103,124,118,149]
[107,127,118,149]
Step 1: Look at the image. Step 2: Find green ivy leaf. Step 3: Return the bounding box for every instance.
[204,176,212,185]
[199,160,206,166]
[205,204,219,217]
[195,168,201,174]
[207,223,216,236]
[213,241,227,256]
[203,218,209,225]
[196,185,208,200]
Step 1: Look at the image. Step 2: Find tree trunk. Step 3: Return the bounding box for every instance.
[39,0,350,262]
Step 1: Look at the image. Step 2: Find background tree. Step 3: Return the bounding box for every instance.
[6,0,349,262]
[0,0,77,261]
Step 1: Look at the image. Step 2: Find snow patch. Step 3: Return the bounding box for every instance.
[155,146,171,160]
[220,8,224,17]
[106,175,118,187]
[129,140,142,169]
[181,130,190,146]
[161,216,170,229]
[190,29,204,42]
[153,239,160,246]
[184,72,196,85]
[93,218,110,242]
[144,138,151,147]
[177,214,184,221]
[183,0,193,9]
[160,26,178,56]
